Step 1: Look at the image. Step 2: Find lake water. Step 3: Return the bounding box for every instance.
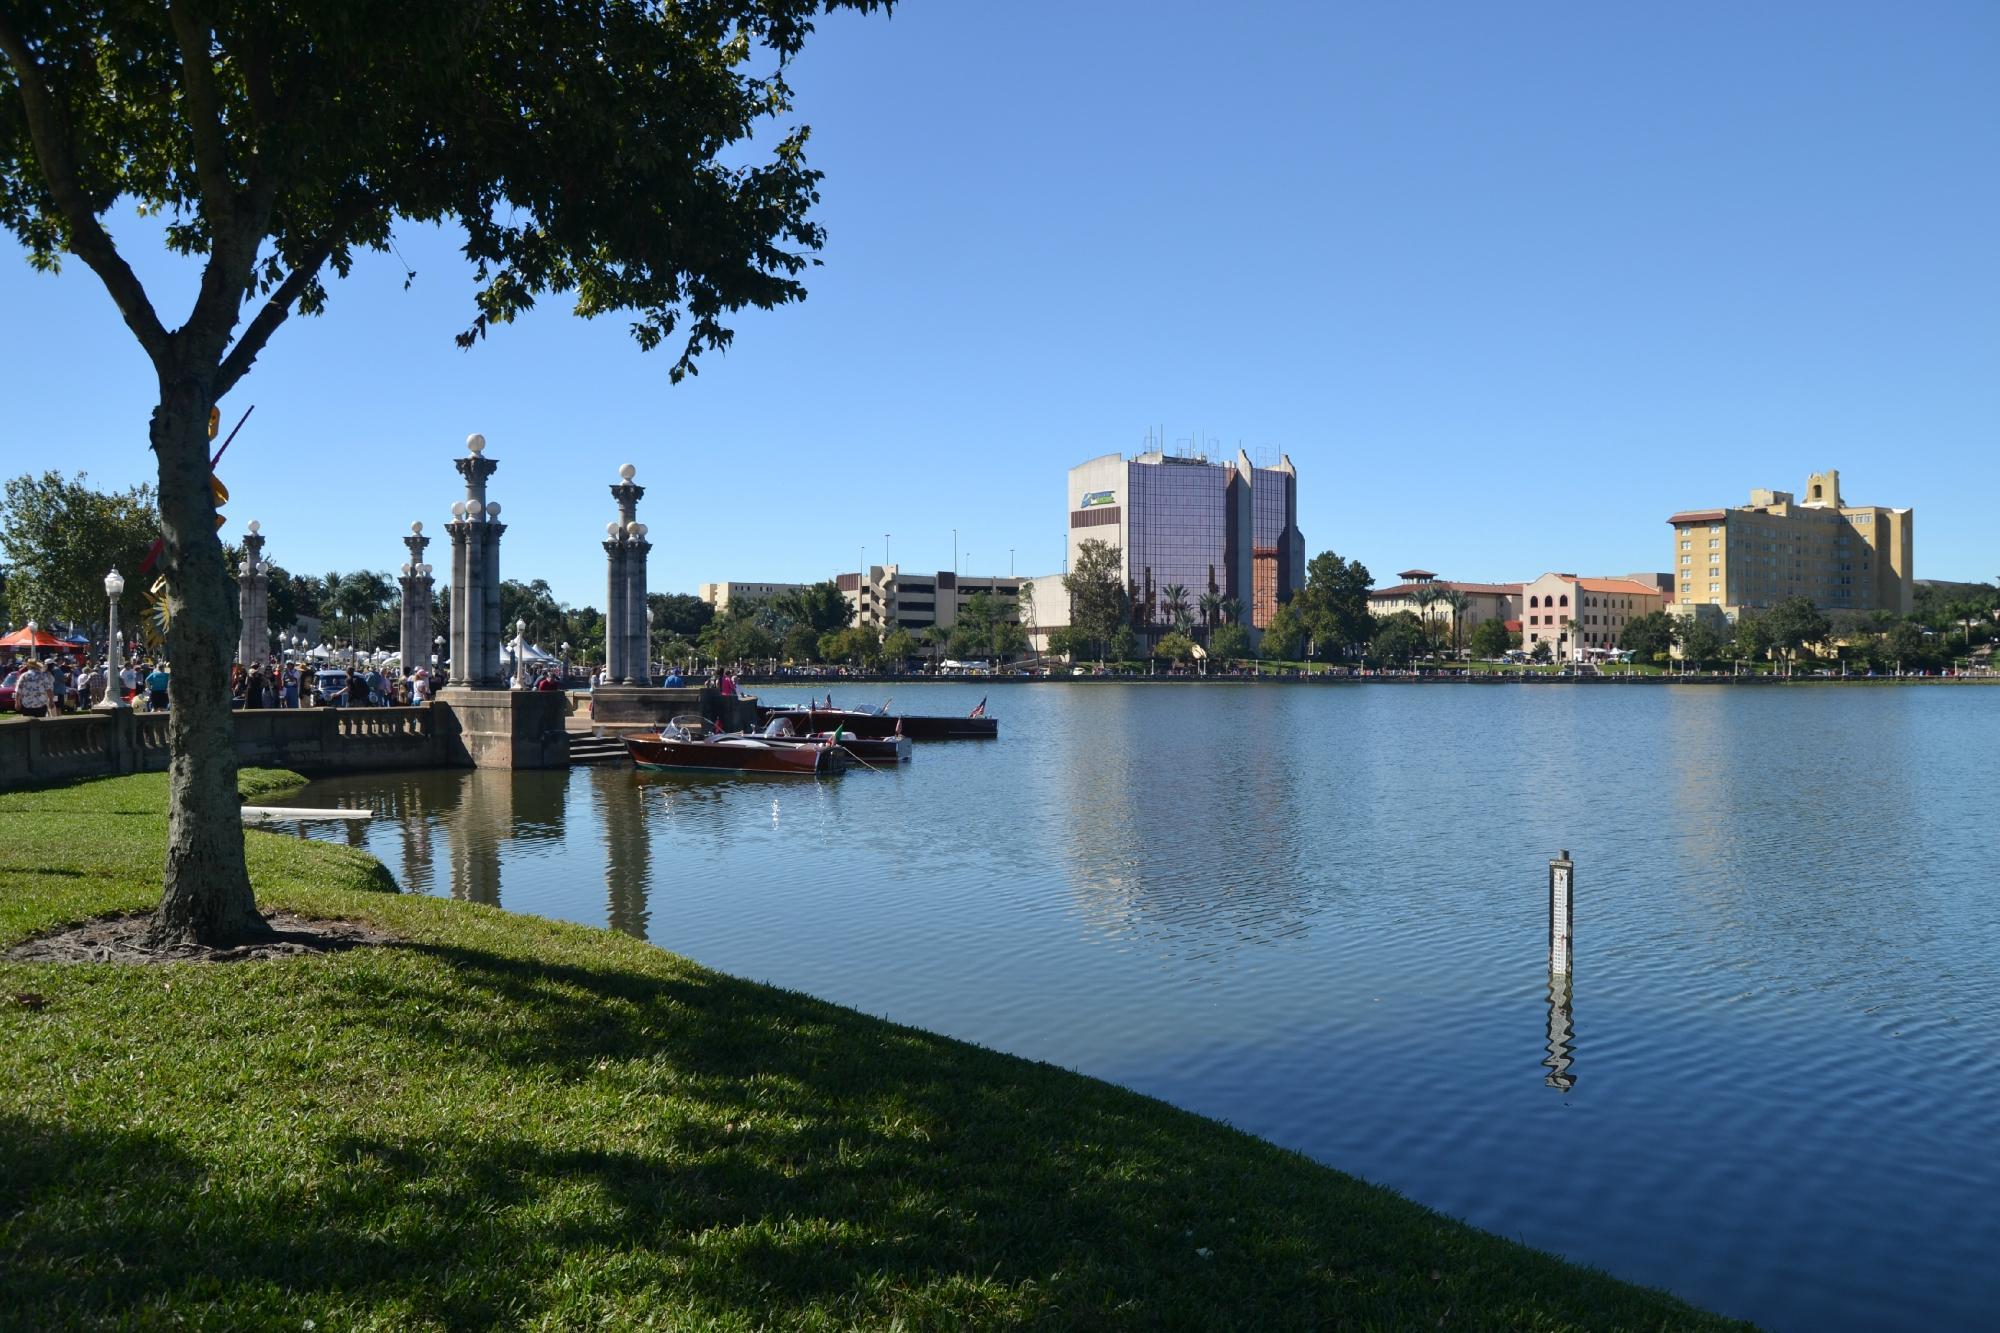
[281,682,2000,1330]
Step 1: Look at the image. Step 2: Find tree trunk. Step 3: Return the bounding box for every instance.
[146,375,265,948]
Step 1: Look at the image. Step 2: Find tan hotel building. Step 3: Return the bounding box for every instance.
[1667,469,1913,620]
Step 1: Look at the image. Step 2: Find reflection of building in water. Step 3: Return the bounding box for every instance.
[1543,976,1576,1091]
[439,769,566,909]
[595,767,653,939]
[1056,688,1318,960]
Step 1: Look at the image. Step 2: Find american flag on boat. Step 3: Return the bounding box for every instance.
[969,697,987,718]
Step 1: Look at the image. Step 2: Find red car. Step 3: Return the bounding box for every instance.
[0,670,19,712]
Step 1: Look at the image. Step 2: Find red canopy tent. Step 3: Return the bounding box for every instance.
[0,625,76,650]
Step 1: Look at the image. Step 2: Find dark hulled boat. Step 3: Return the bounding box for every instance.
[789,731,912,764]
[756,702,997,741]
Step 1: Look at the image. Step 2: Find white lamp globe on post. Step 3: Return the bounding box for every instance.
[99,568,128,709]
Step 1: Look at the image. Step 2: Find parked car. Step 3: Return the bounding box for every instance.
[314,669,351,706]
[0,670,18,711]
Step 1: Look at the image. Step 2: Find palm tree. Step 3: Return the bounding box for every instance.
[1197,591,1222,643]
[1413,583,1447,658]
[1160,584,1190,633]
[1219,596,1242,627]
[1437,587,1468,657]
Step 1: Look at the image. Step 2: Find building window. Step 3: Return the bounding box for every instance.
[1529,595,1539,608]
[1559,595,1569,607]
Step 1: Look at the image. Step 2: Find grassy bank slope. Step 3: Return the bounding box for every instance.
[0,772,1746,1330]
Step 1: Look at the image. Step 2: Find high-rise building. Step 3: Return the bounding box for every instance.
[1250,457,1306,628]
[1666,469,1913,619]
[1066,446,1302,637]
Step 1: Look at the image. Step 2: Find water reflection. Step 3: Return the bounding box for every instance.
[1057,687,1321,962]
[595,767,652,939]
[437,769,570,908]
[1543,976,1576,1091]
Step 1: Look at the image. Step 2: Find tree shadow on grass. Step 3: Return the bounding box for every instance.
[0,938,1738,1330]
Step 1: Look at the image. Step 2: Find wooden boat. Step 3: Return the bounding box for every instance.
[781,730,912,764]
[756,701,998,741]
[733,715,912,764]
[625,718,846,775]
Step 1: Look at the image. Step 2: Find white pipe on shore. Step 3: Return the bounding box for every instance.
[240,806,372,822]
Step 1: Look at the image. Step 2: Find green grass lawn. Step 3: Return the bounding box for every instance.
[1,771,1748,1330]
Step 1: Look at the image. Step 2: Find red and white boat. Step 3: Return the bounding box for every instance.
[625,717,847,775]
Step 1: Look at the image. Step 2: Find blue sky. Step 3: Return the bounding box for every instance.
[5,0,1995,606]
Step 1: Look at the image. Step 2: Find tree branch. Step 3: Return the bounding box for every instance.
[214,202,366,396]
[0,12,171,363]
[167,1,233,221]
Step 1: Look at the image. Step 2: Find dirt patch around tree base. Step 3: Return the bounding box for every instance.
[5,911,401,965]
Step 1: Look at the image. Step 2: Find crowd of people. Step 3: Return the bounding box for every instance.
[227,659,442,709]
[1,649,457,716]
[8,649,761,718]
[2,653,175,716]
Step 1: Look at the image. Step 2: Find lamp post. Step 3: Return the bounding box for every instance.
[561,641,570,682]
[98,568,127,709]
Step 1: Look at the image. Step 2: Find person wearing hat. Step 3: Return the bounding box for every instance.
[13,660,52,717]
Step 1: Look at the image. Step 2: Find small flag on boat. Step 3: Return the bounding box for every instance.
[969,697,987,718]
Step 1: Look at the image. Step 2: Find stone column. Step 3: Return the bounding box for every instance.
[446,435,501,688]
[236,521,270,665]
[446,504,472,686]
[607,464,651,686]
[603,527,628,683]
[479,516,505,687]
[399,522,434,678]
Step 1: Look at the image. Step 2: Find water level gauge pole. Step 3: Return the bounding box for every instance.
[1549,850,1574,977]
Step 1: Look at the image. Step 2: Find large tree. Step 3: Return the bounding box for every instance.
[1762,597,1832,675]
[1618,611,1676,665]
[774,580,853,637]
[1466,617,1512,661]
[646,592,715,640]
[1063,539,1127,662]
[0,0,888,947]
[0,471,160,626]
[1370,611,1426,668]
[1294,552,1375,660]
[1672,617,1725,672]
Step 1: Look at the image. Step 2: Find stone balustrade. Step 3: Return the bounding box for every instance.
[0,705,451,793]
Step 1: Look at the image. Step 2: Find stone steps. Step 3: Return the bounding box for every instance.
[566,734,630,766]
